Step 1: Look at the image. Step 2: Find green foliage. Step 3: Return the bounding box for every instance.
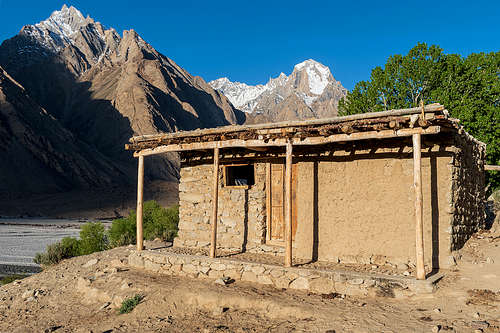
[143,202,179,241]
[108,216,136,248]
[119,294,144,314]
[0,274,28,285]
[34,236,81,265]
[78,222,108,255]
[109,201,179,246]
[34,202,178,267]
[339,43,500,190]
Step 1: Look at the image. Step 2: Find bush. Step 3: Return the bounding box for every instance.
[108,216,136,248]
[109,201,179,247]
[119,294,144,314]
[143,202,179,241]
[34,222,108,266]
[79,222,108,255]
[34,236,81,265]
[1,274,28,285]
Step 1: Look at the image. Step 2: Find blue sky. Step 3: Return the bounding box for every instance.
[0,0,498,90]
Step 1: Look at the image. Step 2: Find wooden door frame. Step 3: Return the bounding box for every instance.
[265,162,297,246]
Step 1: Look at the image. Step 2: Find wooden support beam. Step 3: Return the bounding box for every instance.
[284,140,293,267]
[136,155,144,251]
[129,104,445,144]
[413,134,425,280]
[210,147,220,258]
[134,126,441,157]
[485,165,500,171]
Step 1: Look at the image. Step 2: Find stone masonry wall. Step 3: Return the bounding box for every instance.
[174,163,267,252]
[129,250,437,297]
[450,132,486,251]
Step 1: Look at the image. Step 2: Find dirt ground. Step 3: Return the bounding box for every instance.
[1,204,499,333]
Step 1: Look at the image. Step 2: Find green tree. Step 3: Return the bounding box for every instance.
[339,43,500,190]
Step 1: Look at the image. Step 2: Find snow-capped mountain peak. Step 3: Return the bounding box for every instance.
[19,4,115,56]
[209,60,346,116]
[36,4,87,38]
[293,59,332,95]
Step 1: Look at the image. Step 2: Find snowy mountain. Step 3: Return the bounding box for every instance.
[0,4,242,197]
[209,59,347,122]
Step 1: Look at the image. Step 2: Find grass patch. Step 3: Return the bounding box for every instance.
[1,274,28,285]
[119,294,144,314]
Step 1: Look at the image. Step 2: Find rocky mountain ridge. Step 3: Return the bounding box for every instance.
[0,5,242,201]
[209,59,347,122]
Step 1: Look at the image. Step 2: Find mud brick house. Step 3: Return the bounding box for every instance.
[126,104,486,280]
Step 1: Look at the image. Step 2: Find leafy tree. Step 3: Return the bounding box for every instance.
[339,43,500,190]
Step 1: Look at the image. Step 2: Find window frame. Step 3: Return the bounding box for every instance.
[222,163,255,189]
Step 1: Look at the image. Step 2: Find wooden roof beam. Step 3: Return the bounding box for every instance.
[133,126,441,157]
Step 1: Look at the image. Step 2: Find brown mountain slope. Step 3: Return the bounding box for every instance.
[0,5,244,198]
[0,66,124,196]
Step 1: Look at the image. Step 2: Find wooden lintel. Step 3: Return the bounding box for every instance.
[134,126,441,157]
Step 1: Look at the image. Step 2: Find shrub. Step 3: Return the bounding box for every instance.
[143,202,179,241]
[108,216,136,248]
[0,274,28,285]
[34,236,80,265]
[79,222,108,255]
[119,294,144,314]
[109,201,179,246]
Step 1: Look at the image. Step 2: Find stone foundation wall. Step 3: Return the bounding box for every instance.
[450,132,486,251]
[129,250,438,297]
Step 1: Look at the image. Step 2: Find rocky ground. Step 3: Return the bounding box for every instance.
[1,223,499,333]
[1,199,499,333]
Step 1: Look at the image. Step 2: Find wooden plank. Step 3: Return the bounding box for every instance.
[134,126,442,157]
[129,104,445,144]
[136,155,144,251]
[271,164,284,240]
[265,163,272,242]
[485,165,500,171]
[285,140,293,267]
[413,133,425,280]
[210,148,220,258]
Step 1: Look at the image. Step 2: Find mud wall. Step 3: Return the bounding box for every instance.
[293,145,455,269]
[174,134,485,270]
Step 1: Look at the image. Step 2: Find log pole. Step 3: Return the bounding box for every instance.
[413,133,425,280]
[136,155,144,251]
[210,147,220,258]
[284,140,293,267]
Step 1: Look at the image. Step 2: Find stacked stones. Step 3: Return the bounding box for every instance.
[129,250,436,297]
[450,132,486,251]
[175,163,275,254]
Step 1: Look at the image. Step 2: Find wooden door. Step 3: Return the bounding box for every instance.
[267,163,297,242]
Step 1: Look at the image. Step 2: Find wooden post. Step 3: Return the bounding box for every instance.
[284,140,293,267]
[136,155,144,251]
[210,147,220,258]
[413,133,425,280]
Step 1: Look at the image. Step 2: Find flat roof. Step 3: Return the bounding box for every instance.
[126,104,463,157]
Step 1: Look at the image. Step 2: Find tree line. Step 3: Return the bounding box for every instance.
[339,43,499,190]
